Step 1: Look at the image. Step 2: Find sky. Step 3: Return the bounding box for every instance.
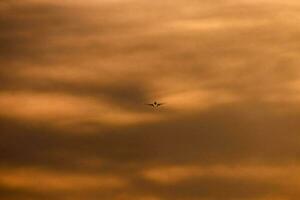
[1,0,300,199]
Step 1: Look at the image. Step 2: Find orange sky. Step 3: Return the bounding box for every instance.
[1,0,300,199]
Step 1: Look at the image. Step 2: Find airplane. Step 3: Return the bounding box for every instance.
[146,101,165,107]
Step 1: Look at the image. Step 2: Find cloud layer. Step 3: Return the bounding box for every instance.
[1,0,300,199]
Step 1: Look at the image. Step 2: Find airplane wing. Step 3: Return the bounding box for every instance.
[157,103,165,106]
[146,104,154,107]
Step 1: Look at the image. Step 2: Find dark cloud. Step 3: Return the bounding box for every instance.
[132,176,280,200]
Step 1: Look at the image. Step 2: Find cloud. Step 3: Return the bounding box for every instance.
[2,0,300,199]
[0,167,126,191]
[0,91,162,128]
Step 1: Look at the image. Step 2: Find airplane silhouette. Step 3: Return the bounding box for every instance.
[146,101,165,107]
